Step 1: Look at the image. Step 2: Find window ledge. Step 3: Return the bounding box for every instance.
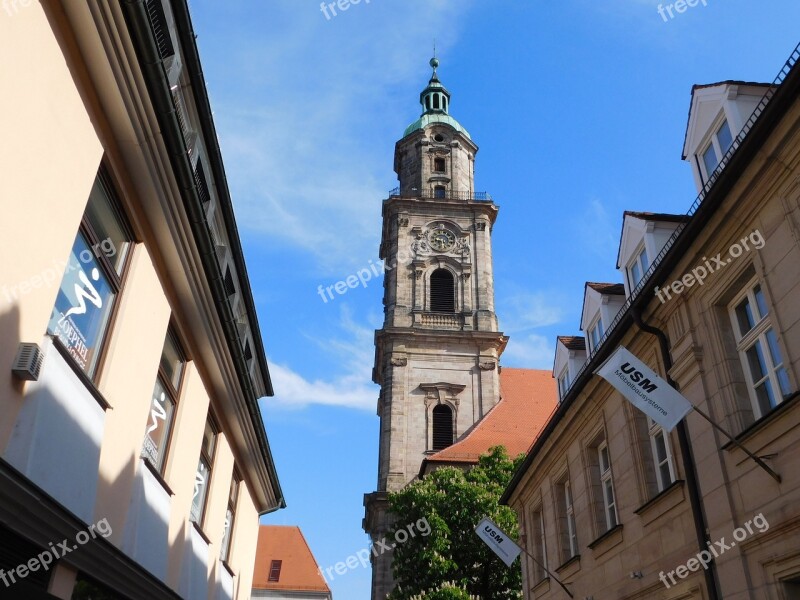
[191,520,212,545]
[555,554,580,577]
[50,336,111,410]
[587,524,623,556]
[530,576,549,595]
[141,458,175,496]
[634,480,685,526]
[221,560,236,578]
[721,391,799,450]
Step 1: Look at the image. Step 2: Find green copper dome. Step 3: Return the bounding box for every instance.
[402,58,471,140]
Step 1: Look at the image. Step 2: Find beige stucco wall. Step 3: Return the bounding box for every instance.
[0,3,275,599]
[508,82,800,600]
[0,1,103,449]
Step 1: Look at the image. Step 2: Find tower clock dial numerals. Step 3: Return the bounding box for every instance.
[428,228,456,251]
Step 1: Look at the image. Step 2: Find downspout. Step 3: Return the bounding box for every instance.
[121,0,285,511]
[630,308,721,600]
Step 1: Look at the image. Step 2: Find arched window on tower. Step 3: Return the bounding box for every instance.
[432,404,454,451]
[433,94,440,110]
[430,269,455,313]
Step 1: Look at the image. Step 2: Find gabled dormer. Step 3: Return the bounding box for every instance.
[580,283,626,355]
[616,211,690,296]
[553,336,587,401]
[682,81,773,192]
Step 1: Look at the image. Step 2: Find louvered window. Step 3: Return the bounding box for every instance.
[146,0,175,60]
[430,269,455,313]
[432,404,453,451]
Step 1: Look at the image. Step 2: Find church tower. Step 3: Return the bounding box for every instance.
[363,58,507,599]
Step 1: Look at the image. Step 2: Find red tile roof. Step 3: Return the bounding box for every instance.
[421,368,558,470]
[252,525,330,593]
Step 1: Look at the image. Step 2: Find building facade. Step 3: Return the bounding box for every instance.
[363,59,509,600]
[0,1,283,598]
[503,45,800,600]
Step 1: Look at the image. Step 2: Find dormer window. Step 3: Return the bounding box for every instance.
[557,367,571,400]
[701,119,734,178]
[628,245,650,289]
[588,317,604,352]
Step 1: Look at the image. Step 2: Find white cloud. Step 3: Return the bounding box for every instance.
[501,291,565,332]
[502,333,555,370]
[576,197,619,260]
[266,305,378,411]
[202,0,475,273]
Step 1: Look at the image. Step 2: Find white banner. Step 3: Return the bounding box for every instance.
[595,346,693,431]
[474,518,522,567]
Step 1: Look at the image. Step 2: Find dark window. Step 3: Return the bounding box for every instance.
[430,269,455,313]
[224,266,236,297]
[268,560,283,582]
[191,418,218,525]
[47,168,132,378]
[194,159,210,205]
[220,471,241,563]
[243,339,253,362]
[433,94,440,109]
[434,185,446,198]
[434,158,445,172]
[141,329,186,473]
[432,405,453,451]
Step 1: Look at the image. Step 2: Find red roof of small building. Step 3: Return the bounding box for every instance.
[252,525,330,593]
[421,368,558,472]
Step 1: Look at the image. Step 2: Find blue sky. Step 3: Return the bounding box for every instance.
[186,1,800,597]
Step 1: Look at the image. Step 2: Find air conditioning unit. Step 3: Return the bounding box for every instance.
[12,343,43,381]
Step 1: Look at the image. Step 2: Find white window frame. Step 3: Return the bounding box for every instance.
[700,117,734,179]
[648,419,676,492]
[598,441,618,530]
[557,366,571,400]
[563,479,578,558]
[627,244,650,289]
[729,280,792,418]
[588,316,604,353]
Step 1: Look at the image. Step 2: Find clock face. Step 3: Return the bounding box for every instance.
[428,228,456,251]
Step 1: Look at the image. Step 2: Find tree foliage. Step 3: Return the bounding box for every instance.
[388,446,525,600]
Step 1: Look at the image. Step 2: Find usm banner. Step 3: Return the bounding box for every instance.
[595,346,693,431]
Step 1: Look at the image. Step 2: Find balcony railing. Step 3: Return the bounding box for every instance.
[418,312,463,329]
[388,187,492,202]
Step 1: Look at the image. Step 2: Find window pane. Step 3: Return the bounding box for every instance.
[765,329,783,367]
[776,367,791,398]
[202,421,217,458]
[746,342,768,381]
[703,144,718,175]
[48,233,115,375]
[220,508,233,561]
[85,177,129,275]
[190,458,210,522]
[161,331,184,391]
[141,379,175,470]
[654,431,668,464]
[599,445,610,472]
[640,247,650,271]
[754,285,768,320]
[755,381,776,415]
[631,262,642,286]
[717,120,733,153]
[659,462,673,488]
[735,298,755,338]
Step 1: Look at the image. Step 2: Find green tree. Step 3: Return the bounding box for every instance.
[387,446,525,600]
